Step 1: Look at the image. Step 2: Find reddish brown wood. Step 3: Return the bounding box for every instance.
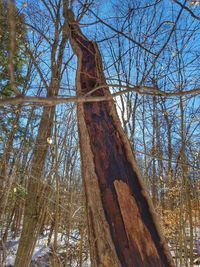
[67,10,174,267]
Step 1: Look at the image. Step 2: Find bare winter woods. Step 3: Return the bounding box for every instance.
[0,0,199,267]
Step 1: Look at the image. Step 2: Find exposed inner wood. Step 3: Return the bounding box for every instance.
[68,10,174,267]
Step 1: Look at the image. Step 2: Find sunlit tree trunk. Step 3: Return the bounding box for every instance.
[160,99,173,209]
[151,96,158,206]
[179,97,193,267]
[14,1,70,264]
[67,10,174,267]
[14,105,55,267]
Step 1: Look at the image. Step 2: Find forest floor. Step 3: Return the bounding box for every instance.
[1,229,89,267]
[1,229,200,267]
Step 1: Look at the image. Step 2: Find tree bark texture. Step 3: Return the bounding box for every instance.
[67,10,175,267]
[14,106,55,267]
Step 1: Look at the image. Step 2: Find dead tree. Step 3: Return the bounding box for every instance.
[66,9,175,267]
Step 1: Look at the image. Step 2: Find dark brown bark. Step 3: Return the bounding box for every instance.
[67,10,175,267]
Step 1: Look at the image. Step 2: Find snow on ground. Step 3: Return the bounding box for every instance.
[1,229,199,266]
[1,230,90,267]
[4,233,50,266]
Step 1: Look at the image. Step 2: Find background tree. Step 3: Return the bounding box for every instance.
[0,0,28,235]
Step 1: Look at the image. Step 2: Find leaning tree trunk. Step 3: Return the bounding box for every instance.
[15,4,70,265]
[67,10,174,267]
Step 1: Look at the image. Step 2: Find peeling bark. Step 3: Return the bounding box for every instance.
[67,10,174,267]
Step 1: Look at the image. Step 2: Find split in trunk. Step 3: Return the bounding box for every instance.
[67,9,175,267]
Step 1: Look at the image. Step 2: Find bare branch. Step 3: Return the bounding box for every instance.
[0,85,199,106]
[77,0,156,56]
[173,0,200,20]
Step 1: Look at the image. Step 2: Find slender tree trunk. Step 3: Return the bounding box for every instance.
[179,97,193,267]
[161,100,173,209]
[15,3,70,264]
[152,96,158,206]
[0,107,21,216]
[14,105,55,267]
[142,97,148,186]
[67,10,174,267]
